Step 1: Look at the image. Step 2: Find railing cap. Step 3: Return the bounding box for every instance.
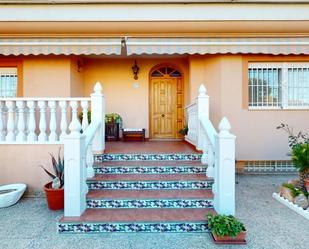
[198,84,207,96]
[94,82,103,93]
[218,117,231,132]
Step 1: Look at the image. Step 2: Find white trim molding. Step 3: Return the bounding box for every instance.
[1,4,309,22]
[273,193,309,220]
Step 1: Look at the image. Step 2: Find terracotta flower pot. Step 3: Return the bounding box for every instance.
[304,178,309,192]
[212,231,247,244]
[44,182,64,210]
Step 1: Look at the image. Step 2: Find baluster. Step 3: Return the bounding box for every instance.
[27,100,37,141]
[16,100,26,141]
[68,101,81,136]
[48,100,58,141]
[0,101,4,141]
[81,100,89,133]
[86,142,95,178]
[59,101,68,140]
[6,100,16,141]
[38,101,47,142]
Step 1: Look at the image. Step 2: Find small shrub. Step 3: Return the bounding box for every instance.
[207,213,246,237]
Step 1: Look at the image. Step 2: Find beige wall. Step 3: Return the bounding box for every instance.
[83,57,188,137]
[70,57,84,97]
[0,145,63,196]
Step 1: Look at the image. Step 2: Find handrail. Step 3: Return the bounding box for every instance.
[200,116,217,147]
[0,97,91,101]
[84,120,101,148]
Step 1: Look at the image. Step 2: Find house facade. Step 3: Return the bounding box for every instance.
[1,1,309,193]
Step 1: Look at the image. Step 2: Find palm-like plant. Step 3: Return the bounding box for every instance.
[40,148,64,189]
[277,123,309,191]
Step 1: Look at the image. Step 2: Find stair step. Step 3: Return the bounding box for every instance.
[94,153,202,162]
[86,189,214,209]
[58,208,214,233]
[94,165,206,174]
[94,161,204,166]
[87,189,213,199]
[88,174,209,181]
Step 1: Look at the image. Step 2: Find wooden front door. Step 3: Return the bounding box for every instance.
[150,66,183,139]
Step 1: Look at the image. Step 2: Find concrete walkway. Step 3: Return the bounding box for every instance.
[1,175,308,249]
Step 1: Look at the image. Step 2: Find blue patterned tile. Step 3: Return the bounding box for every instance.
[87,180,213,190]
[87,199,213,209]
[94,153,202,162]
[94,166,206,174]
[58,222,209,233]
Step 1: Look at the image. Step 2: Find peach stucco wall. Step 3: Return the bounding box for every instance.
[83,57,189,137]
[0,144,63,196]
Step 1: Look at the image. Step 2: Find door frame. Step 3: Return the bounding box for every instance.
[149,63,184,139]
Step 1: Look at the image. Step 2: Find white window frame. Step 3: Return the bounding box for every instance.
[0,67,18,97]
[248,62,309,110]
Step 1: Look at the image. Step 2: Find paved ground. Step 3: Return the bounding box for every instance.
[1,174,308,249]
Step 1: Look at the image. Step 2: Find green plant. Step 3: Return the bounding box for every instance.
[40,148,64,189]
[207,213,246,238]
[105,113,122,124]
[282,183,307,197]
[78,111,91,124]
[179,125,188,136]
[277,123,309,190]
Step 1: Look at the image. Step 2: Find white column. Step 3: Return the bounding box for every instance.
[68,101,81,136]
[0,101,4,141]
[59,101,68,140]
[27,101,37,142]
[197,84,209,150]
[5,100,16,142]
[48,100,58,142]
[214,117,236,215]
[16,100,26,142]
[91,82,105,153]
[81,100,89,133]
[38,101,47,142]
[64,133,87,217]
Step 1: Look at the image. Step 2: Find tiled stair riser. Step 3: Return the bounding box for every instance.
[87,181,213,190]
[94,166,206,174]
[58,222,209,233]
[87,199,214,209]
[94,154,202,162]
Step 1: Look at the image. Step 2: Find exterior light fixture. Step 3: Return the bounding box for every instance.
[132,60,139,80]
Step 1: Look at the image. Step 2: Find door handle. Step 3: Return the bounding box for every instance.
[161,114,165,118]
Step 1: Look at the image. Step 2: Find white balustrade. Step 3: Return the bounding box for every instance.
[64,83,104,217]
[0,97,91,144]
[186,83,236,215]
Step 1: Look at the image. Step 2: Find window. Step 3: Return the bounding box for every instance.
[248,63,309,109]
[0,67,18,97]
[151,66,182,77]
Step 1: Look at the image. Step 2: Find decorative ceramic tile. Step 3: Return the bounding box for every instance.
[58,222,209,233]
[87,180,213,190]
[94,166,207,174]
[87,198,213,209]
[94,153,202,162]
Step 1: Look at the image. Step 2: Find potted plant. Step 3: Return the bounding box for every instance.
[207,213,247,244]
[40,149,64,210]
[277,123,309,192]
[179,125,188,137]
[105,113,122,141]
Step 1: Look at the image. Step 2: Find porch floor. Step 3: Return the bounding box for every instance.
[104,141,200,154]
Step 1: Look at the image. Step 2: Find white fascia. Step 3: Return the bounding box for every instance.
[0,3,309,21]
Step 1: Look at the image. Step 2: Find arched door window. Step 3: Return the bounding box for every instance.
[151,66,182,77]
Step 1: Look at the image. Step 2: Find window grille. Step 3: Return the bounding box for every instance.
[248,63,309,109]
[0,67,18,97]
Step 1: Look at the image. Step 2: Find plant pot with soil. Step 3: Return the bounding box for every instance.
[207,213,247,245]
[40,149,64,210]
